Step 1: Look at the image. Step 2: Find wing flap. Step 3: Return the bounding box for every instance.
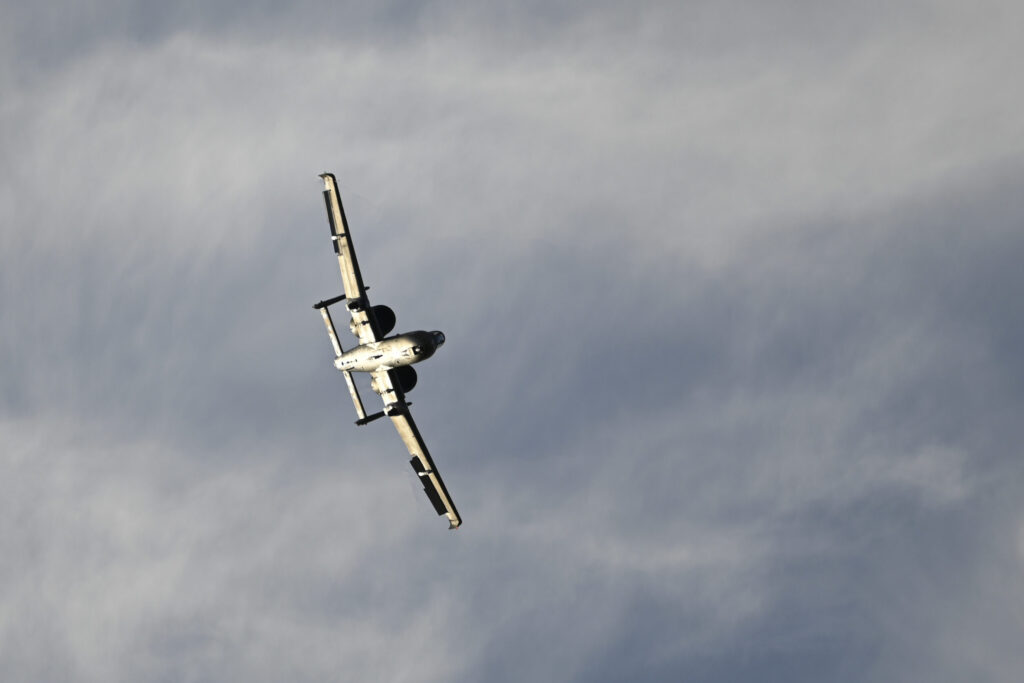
[390,409,462,529]
[410,457,449,515]
[320,173,371,311]
[319,173,383,345]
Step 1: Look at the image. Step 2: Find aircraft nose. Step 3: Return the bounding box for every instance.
[432,331,446,347]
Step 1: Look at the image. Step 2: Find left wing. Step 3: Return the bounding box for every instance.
[319,173,380,345]
[373,370,462,529]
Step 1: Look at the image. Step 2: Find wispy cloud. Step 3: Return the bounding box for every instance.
[3,2,1024,680]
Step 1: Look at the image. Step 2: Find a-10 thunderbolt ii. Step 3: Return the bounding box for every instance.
[312,173,461,529]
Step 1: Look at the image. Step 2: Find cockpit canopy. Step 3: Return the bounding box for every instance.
[432,331,446,347]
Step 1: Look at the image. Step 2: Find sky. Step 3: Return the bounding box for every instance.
[2,1,1024,681]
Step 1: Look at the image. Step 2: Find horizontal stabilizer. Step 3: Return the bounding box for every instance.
[355,410,386,426]
[313,293,347,310]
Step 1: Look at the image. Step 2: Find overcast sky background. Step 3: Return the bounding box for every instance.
[3,1,1024,681]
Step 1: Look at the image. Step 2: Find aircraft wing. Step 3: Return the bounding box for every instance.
[373,370,462,529]
[319,173,380,345]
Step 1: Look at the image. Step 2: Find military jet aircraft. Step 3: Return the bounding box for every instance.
[313,173,461,529]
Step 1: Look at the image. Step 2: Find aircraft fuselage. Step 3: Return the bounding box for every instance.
[333,330,446,373]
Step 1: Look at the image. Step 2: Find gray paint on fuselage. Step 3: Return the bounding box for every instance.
[334,330,445,373]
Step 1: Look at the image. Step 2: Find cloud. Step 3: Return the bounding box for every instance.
[3,2,1024,680]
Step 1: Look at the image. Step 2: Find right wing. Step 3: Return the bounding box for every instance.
[319,173,380,345]
[373,370,462,529]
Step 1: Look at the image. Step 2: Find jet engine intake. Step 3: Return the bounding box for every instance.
[372,305,396,336]
[393,365,418,393]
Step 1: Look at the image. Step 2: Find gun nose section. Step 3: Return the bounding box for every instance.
[431,331,446,348]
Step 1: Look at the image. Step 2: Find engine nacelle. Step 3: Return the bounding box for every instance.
[372,305,396,336]
[393,365,418,393]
